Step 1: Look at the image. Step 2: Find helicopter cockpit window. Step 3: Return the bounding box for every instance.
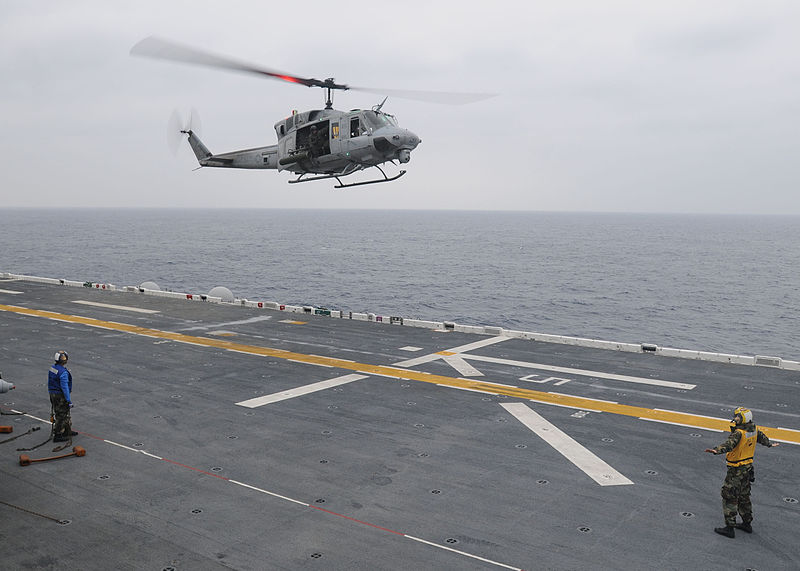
[350,117,362,138]
[363,110,398,130]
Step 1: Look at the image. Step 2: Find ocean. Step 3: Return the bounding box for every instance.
[1,208,798,360]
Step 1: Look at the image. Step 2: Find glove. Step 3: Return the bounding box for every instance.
[68,402,74,408]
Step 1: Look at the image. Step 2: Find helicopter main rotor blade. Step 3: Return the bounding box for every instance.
[131,36,497,104]
[131,36,347,90]
[349,86,496,105]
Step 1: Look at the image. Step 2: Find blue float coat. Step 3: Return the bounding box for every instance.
[48,363,72,403]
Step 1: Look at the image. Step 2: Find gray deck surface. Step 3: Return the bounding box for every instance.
[1,280,798,570]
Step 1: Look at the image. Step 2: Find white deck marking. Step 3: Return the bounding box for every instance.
[441,354,483,376]
[403,535,522,570]
[180,315,272,331]
[443,385,497,394]
[639,418,721,431]
[72,300,160,314]
[0,288,24,294]
[501,403,634,486]
[236,373,369,407]
[399,346,423,352]
[392,336,508,367]
[465,354,695,390]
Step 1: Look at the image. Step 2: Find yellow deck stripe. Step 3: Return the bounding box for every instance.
[3,303,798,444]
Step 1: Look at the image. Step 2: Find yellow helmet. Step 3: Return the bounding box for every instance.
[733,406,753,425]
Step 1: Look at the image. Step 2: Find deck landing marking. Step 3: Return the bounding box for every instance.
[236,374,369,407]
[464,353,695,390]
[441,354,483,376]
[179,315,272,331]
[2,303,798,444]
[399,346,423,352]
[72,300,160,314]
[0,288,24,295]
[392,335,508,367]
[501,403,634,486]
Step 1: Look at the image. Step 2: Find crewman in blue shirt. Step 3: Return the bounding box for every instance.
[48,350,77,442]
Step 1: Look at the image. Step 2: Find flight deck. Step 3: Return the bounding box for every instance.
[1,276,799,570]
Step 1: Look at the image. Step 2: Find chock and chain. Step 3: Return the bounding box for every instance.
[0,499,68,524]
[0,425,40,445]
[19,445,86,467]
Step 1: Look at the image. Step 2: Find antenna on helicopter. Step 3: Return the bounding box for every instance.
[372,97,389,113]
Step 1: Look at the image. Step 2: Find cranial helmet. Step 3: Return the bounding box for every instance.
[733,406,753,425]
[54,350,69,364]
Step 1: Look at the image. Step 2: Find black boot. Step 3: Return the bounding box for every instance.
[714,525,735,538]
[53,434,68,442]
[735,521,753,533]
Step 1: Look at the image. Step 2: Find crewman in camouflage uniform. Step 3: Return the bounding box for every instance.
[705,407,779,538]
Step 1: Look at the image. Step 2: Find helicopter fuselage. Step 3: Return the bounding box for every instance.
[274,107,420,175]
[186,106,420,186]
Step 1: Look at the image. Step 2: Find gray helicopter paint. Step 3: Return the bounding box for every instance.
[184,107,419,179]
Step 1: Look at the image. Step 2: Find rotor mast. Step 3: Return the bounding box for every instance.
[323,78,340,109]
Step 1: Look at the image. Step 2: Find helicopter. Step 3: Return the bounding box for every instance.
[131,37,493,188]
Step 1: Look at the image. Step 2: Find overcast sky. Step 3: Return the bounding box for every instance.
[2,1,799,213]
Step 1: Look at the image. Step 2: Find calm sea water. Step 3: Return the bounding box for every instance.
[1,209,798,360]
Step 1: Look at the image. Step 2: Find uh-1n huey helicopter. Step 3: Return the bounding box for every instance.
[130,37,493,188]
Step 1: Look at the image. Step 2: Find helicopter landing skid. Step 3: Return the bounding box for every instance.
[335,167,406,189]
[288,166,406,189]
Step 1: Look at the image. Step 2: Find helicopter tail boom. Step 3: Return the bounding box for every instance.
[182,130,278,170]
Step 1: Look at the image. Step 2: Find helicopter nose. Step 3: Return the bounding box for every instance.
[393,129,420,150]
[373,128,421,158]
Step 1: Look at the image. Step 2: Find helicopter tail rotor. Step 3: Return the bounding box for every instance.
[167,108,203,156]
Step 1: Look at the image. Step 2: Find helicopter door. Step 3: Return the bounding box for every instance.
[342,113,368,158]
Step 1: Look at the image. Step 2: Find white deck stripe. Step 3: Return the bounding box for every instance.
[0,288,24,294]
[392,335,509,367]
[392,353,445,367]
[235,374,369,407]
[440,385,497,394]
[228,480,310,506]
[72,300,160,314]
[443,335,510,353]
[639,417,721,431]
[501,403,634,486]
[465,354,695,389]
[441,355,483,377]
[179,315,272,331]
[404,534,522,570]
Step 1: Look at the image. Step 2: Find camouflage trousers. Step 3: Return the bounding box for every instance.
[721,464,754,526]
[49,392,72,438]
